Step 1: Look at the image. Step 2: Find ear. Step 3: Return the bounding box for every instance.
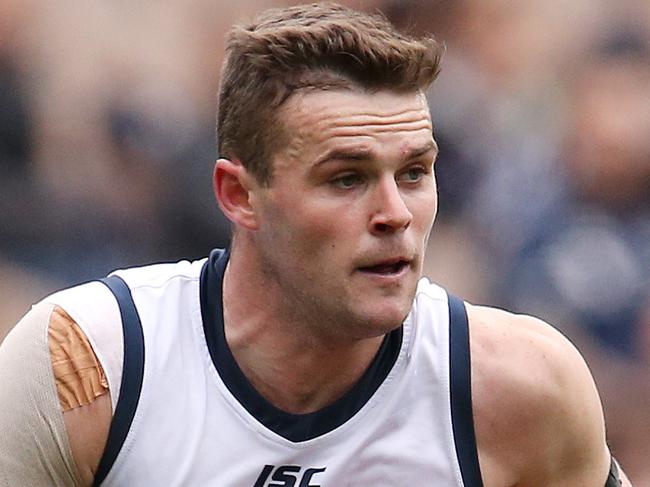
[213,158,260,230]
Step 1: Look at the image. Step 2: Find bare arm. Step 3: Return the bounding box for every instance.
[467,304,634,487]
[62,394,112,486]
[49,305,112,486]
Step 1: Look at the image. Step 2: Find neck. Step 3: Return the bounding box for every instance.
[222,242,385,414]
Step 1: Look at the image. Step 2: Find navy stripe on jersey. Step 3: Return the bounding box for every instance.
[200,247,403,442]
[449,294,484,487]
[93,276,146,487]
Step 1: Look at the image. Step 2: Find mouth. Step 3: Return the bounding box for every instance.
[357,258,411,276]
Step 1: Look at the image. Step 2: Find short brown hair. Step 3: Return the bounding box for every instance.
[217,2,443,184]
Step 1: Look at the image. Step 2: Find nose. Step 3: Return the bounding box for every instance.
[369,176,412,235]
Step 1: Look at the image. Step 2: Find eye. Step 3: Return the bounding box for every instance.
[331,173,362,189]
[398,165,428,184]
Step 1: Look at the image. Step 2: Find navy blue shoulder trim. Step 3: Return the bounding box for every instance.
[448,294,484,487]
[93,275,145,487]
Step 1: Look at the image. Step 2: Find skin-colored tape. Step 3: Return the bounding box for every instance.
[48,306,109,412]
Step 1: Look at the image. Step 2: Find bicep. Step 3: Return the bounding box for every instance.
[63,393,112,484]
[468,306,628,487]
[515,320,613,487]
[49,305,113,485]
[520,321,620,487]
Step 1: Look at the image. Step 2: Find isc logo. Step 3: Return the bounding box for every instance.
[252,464,327,487]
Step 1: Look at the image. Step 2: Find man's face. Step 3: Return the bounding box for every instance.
[251,89,438,340]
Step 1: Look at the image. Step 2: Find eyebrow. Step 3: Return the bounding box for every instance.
[316,141,438,166]
[408,141,438,159]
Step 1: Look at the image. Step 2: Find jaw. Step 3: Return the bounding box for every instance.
[343,268,419,334]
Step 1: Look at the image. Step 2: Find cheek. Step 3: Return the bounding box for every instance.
[410,189,438,229]
[266,183,372,259]
[272,203,346,257]
[284,192,364,234]
[299,215,354,254]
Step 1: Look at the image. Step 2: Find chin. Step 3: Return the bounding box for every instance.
[356,303,411,336]
[350,285,416,328]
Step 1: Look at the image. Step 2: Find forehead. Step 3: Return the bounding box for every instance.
[277,89,434,162]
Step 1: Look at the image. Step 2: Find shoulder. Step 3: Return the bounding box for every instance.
[109,257,205,291]
[0,301,107,487]
[465,303,611,486]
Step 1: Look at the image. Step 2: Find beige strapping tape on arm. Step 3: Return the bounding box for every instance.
[49,306,109,412]
[0,301,84,487]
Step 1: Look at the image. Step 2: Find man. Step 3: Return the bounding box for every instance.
[0,3,633,486]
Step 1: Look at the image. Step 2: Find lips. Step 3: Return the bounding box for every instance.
[358,258,411,275]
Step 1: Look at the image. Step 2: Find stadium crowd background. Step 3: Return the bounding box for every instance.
[0,0,648,482]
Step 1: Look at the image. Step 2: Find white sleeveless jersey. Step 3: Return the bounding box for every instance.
[45,249,483,487]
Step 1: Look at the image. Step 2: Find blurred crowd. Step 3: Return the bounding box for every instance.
[1,0,649,482]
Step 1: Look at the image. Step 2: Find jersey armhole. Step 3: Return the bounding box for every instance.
[92,276,145,487]
[448,294,484,487]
